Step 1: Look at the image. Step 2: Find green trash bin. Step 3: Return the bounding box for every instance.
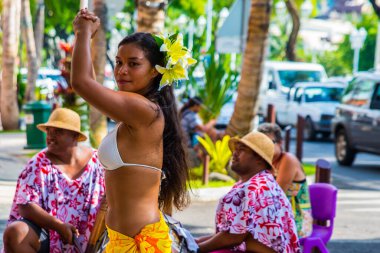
[23,101,52,149]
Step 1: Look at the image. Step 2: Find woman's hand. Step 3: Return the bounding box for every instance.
[73,9,100,38]
[57,222,79,245]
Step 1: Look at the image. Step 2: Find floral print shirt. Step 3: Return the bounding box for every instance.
[7,149,105,253]
[215,170,301,253]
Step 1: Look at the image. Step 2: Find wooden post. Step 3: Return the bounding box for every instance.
[296,115,304,162]
[315,159,331,184]
[284,125,292,152]
[202,154,210,185]
[267,104,276,123]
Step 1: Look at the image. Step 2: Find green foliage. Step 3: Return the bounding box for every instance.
[196,134,232,174]
[17,72,27,109]
[315,12,377,76]
[169,0,207,19]
[195,50,239,122]
[169,0,234,20]
[303,163,315,176]
[44,0,80,38]
[316,36,352,76]
[189,179,235,189]
[357,13,377,71]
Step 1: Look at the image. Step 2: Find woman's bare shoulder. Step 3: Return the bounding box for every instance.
[281,152,301,167]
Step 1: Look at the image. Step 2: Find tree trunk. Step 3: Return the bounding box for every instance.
[90,0,108,147]
[225,0,272,137]
[285,0,300,61]
[34,0,45,63]
[369,0,380,18]
[1,0,21,130]
[136,0,166,34]
[21,0,38,102]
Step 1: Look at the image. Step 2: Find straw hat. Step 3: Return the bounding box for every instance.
[228,131,274,169]
[37,108,87,142]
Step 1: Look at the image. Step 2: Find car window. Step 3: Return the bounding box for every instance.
[350,80,375,107]
[288,87,296,101]
[342,79,375,107]
[294,88,303,102]
[278,70,322,88]
[341,77,358,104]
[268,70,276,90]
[370,84,380,110]
[304,87,344,102]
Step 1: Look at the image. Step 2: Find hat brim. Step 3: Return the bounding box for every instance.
[37,123,87,142]
[228,137,275,170]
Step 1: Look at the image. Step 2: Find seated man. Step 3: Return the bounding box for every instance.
[3,108,105,253]
[196,131,300,253]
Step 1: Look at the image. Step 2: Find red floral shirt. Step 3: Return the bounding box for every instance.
[215,170,301,253]
[7,149,105,253]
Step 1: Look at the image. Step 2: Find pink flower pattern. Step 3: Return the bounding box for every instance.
[215,170,301,253]
[7,149,105,253]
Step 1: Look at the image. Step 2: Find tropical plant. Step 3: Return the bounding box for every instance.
[226,0,272,137]
[197,134,232,174]
[195,49,239,123]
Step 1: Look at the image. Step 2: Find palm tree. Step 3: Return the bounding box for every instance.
[1,0,21,130]
[21,0,38,102]
[285,0,300,61]
[90,0,108,147]
[34,0,45,65]
[225,0,272,137]
[136,0,166,33]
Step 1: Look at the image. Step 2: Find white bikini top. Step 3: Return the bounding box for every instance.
[98,124,164,178]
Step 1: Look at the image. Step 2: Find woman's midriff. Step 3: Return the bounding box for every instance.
[105,167,162,237]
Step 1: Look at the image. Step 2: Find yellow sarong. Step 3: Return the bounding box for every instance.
[105,212,172,253]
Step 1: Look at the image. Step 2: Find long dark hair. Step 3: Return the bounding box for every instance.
[118,33,190,211]
[179,96,202,117]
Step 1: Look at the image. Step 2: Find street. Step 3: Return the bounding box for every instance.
[1,134,380,252]
[173,137,380,253]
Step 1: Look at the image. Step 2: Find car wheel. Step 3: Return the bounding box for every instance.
[335,129,356,166]
[304,117,316,141]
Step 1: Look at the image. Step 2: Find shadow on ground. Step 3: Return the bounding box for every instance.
[328,239,380,253]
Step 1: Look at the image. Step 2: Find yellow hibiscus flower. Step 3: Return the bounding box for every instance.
[155,61,188,86]
[160,34,188,65]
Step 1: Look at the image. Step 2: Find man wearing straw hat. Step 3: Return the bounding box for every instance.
[196,131,300,253]
[3,108,105,253]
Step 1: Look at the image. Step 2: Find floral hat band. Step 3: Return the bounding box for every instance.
[153,33,197,87]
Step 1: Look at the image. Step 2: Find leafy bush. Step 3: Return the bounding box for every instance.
[196,134,232,174]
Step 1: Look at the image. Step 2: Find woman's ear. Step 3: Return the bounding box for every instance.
[151,68,159,78]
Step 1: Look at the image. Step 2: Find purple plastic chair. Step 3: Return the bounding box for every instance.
[300,183,338,253]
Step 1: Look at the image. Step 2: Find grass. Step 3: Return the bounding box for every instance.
[189,162,316,189]
[189,179,235,189]
[303,163,316,176]
[25,151,39,158]
[0,130,25,134]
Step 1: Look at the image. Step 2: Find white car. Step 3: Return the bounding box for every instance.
[276,82,346,140]
[20,68,68,97]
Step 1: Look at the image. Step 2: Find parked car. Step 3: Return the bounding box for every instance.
[20,68,68,97]
[258,61,328,118]
[277,82,345,140]
[332,71,380,166]
[216,62,328,129]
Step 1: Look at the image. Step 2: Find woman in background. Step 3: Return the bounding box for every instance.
[258,123,312,238]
